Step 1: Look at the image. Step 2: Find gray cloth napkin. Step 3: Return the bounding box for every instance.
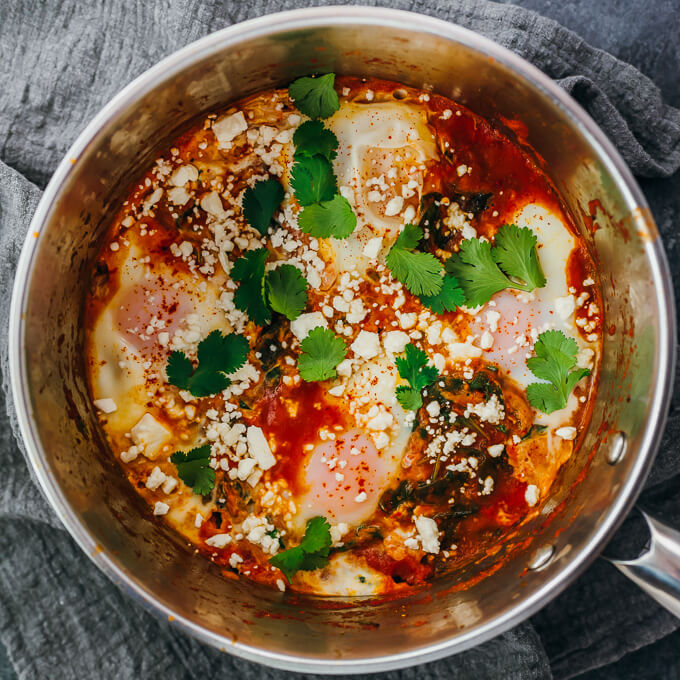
[1,1,679,679]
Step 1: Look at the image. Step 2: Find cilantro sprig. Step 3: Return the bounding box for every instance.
[166,330,249,397]
[289,74,339,120]
[445,224,546,307]
[171,444,216,495]
[290,155,337,206]
[293,120,338,161]
[231,249,309,324]
[395,343,440,411]
[525,330,590,414]
[297,327,347,382]
[266,264,308,321]
[242,178,284,236]
[386,224,445,297]
[298,194,356,239]
[232,248,271,325]
[269,516,332,583]
[419,274,465,313]
[287,73,357,240]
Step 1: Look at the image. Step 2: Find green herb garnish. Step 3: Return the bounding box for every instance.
[242,178,285,236]
[166,330,248,397]
[171,444,216,495]
[297,327,347,382]
[386,224,445,297]
[293,120,339,161]
[298,194,357,239]
[395,343,439,411]
[269,516,332,583]
[445,224,546,307]
[289,74,340,119]
[526,330,590,414]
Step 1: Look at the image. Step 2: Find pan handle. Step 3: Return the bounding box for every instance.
[607,510,680,618]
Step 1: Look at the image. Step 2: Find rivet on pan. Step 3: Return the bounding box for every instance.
[606,431,627,465]
[528,544,555,571]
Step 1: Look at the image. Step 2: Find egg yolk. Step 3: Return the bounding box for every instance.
[300,430,391,525]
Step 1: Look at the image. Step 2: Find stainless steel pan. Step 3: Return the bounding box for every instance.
[8,6,679,673]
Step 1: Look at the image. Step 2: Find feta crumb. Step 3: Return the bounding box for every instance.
[426,401,440,418]
[555,426,577,440]
[456,164,468,177]
[354,491,367,503]
[93,398,117,414]
[487,444,504,458]
[153,501,170,516]
[290,312,327,341]
[276,579,286,592]
[206,533,232,549]
[555,295,575,320]
[362,236,383,260]
[525,484,540,507]
[414,516,440,554]
[383,330,410,354]
[480,331,494,350]
[350,330,381,360]
[385,196,404,216]
[130,413,170,460]
[145,466,167,491]
[212,111,247,144]
[195,513,203,528]
[247,426,276,470]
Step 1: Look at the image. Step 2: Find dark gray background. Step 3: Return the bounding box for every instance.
[1,0,678,678]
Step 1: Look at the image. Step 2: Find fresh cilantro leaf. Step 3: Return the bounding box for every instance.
[231,248,271,325]
[445,225,546,307]
[166,330,249,397]
[290,155,337,206]
[293,120,338,161]
[242,178,284,236]
[386,224,444,297]
[492,224,546,290]
[289,74,339,119]
[298,194,357,239]
[395,343,439,411]
[525,330,591,414]
[266,264,308,321]
[445,238,511,307]
[269,515,332,583]
[170,444,216,495]
[297,327,347,382]
[419,274,465,313]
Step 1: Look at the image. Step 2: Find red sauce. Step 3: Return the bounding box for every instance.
[250,381,347,494]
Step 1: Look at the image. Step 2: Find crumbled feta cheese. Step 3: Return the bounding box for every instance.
[555,295,575,320]
[153,501,170,516]
[290,312,327,341]
[487,444,504,458]
[350,331,381,360]
[480,331,494,350]
[93,398,117,414]
[169,164,199,187]
[212,111,247,144]
[383,330,410,354]
[525,484,540,507]
[247,426,276,470]
[162,477,177,494]
[426,401,440,418]
[355,491,367,503]
[385,196,404,216]
[464,394,505,424]
[195,513,203,528]
[229,553,243,568]
[362,236,383,260]
[330,523,349,546]
[145,466,167,491]
[276,579,286,592]
[555,426,577,440]
[130,413,171,459]
[414,516,440,554]
[372,431,390,449]
[206,533,232,549]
